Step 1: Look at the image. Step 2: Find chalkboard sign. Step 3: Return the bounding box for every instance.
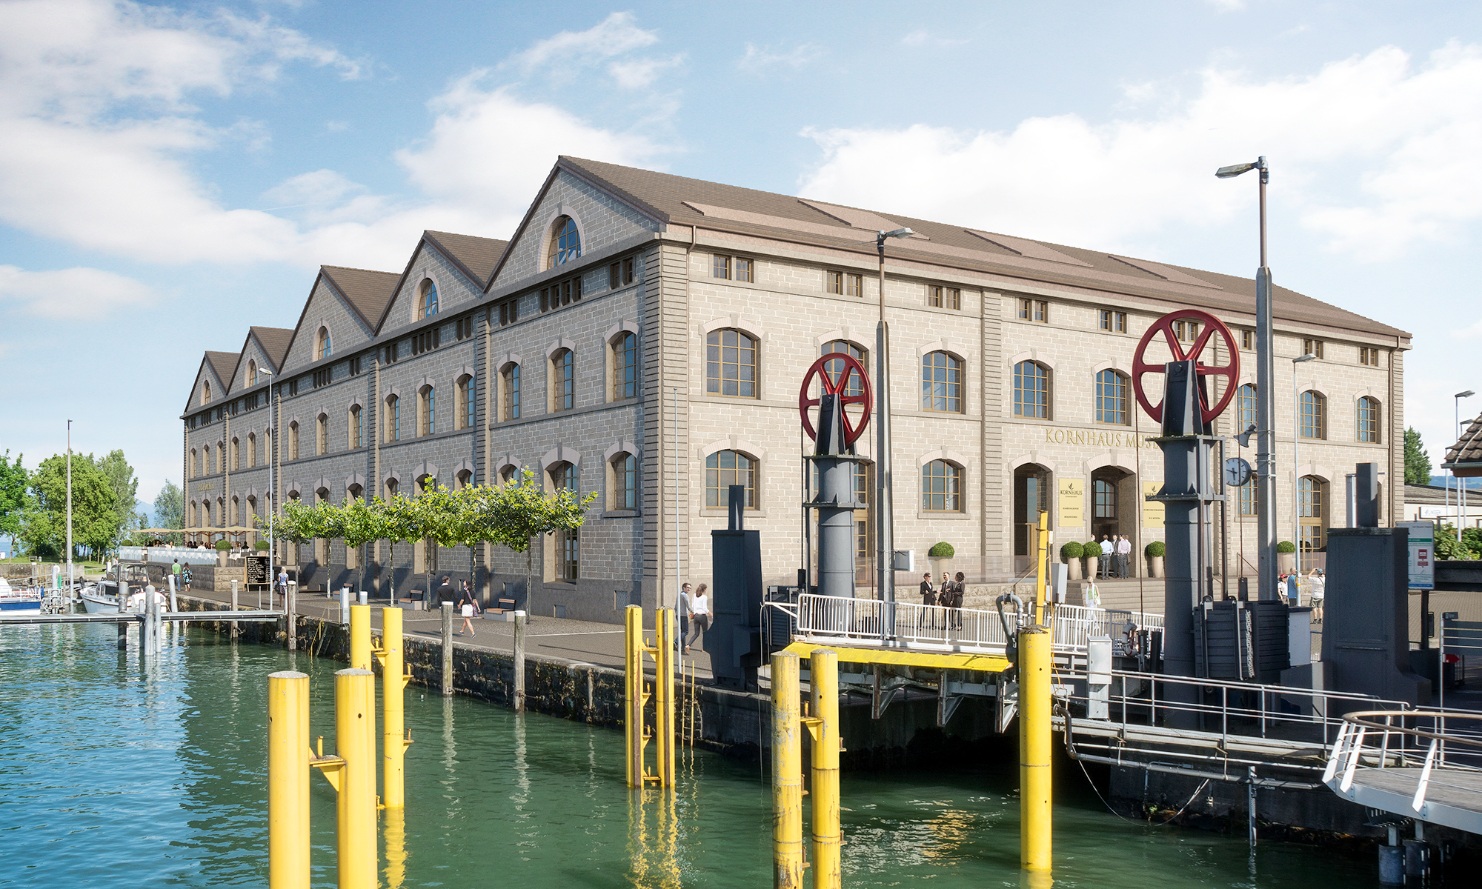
[246,554,271,590]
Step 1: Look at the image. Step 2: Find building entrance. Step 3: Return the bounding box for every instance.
[1090,466,1137,577]
[1013,464,1051,572]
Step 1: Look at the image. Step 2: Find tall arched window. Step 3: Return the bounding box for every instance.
[921,460,962,512]
[316,413,328,455]
[1357,396,1381,443]
[1236,384,1257,434]
[706,450,756,509]
[1300,390,1326,439]
[550,349,574,412]
[247,359,258,388]
[247,432,257,468]
[821,340,867,397]
[455,468,473,491]
[610,452,637,510]
[202,444,211,475]
[420,279,439,318]
[501,363,521,420]
[348,404,363,449]
[547,215,581,268]
[287,422,299,460]
[457,375,475,429]
[201,381,212,405]
[316,327,332,361]
[1094,370,1129,425]
[550,462,580,580]
[611,332,638,400]
[384,395,400,442]
[189,449,197,479]
[706,329,758,398]
[921,351,963,412]
[418,385,436,436]
[1012,361,1051,418]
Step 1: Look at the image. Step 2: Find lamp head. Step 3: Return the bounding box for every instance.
[1293,353,1316,364]
[1458,390,1476,399]
[1236,424,1256,448]
[1216,156,1268,179]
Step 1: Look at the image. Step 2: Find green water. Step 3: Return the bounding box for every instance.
[0,624,1386,888]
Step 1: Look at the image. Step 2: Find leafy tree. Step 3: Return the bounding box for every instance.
[338,495,389,595]
[153,480,184,545]
[18,454,120,560]
[95,450,143,532]
[0,451,26,540]
[1404,427,1432,485]
[462,470,595,617]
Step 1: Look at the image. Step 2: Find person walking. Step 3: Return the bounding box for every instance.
[171,559,182,591]
[678,582,693,646]
[1084,578,1101,610]
[1307,568,1325,623]
[457,584,479,636]
[181,565,192,592]
[683,583,710,654]
[275,567,288,607]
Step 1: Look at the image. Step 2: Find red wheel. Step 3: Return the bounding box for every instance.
[1131,309,1240,425]
[799,353,872,446]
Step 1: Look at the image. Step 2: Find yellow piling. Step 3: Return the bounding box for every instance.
[771,651,805,889]
[1034,510,1049,625]
[1019,626,1053,873]
[654,606,676,789]
[335,667,378,888]
[267,671,310,889]
[624,605,645,789]
[808,650,842,889]
[376,606,412,810]
[349,604,371,671]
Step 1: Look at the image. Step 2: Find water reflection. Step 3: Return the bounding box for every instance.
[628,788,682,889]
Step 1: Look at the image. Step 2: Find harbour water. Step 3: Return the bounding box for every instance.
[1,624,1389,888]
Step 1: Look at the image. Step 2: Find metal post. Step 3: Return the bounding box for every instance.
[771,651,804,889]
[624,604,646,788]
[513,610,528,713]
[231,579,239,639]
[286,577,297,652]
[1020,626,1053,873]
[349,604,372,670]
[334,668,377,889]
[267,670,310,889]
[377,606,411,810]
[808,649,842,889]
[1247,766,1258,849]
[654,607,675,788]
[1294,365,1302,577]
[440,601,454,697]
[66,419,73,599]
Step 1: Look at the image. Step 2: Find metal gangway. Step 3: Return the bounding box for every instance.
[1325,711,1482,835]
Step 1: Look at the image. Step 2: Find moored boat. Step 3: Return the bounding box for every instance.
[0,578,44,615]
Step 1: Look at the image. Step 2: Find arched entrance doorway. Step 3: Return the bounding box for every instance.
[1090,466,1138,577]
[1014,464,1052,572]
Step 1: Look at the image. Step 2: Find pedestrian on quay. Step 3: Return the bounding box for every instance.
[181,565,192,592]
[275,567,288,606]
[1083,578,1101,610]
[171,559,182,589]
[683,583,710,655]
[948,571,966,629]
[1116,535,1132,578]
[919,572,937,630]
[1307,568,1325,623]
[457,585,479,636]
[1099,535,1114,578]
[678,581,693,646]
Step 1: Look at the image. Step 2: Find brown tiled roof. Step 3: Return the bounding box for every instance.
[204,351,237,387]
[558,156,1409,342]
[249,326,294,370]
[1444,414,1482,476]
[321,266,400,330]
[424,231,508,288]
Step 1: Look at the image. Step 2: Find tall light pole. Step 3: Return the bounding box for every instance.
[259,368,277,568]
[875,226,913,626]
[1291,353,1316,574]
[66,419,73,596]
[1216,157,1279,601]
[1458,390,1475,535]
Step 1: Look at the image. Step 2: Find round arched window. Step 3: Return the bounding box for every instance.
[548,216,581,268]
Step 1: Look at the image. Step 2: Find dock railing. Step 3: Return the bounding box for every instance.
[1325,710,1482,822]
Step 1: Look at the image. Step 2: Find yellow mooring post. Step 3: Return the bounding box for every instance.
[654,606,676,789]
[349,604,372,671]
[1020,509,1053,874]
[374,606,412,810]
[771,651,804,889]
[268,671,310,889]
[807,649,842,889]
[335,667,378,888]
[624,604,647,789]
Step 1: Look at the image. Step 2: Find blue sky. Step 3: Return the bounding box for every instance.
[1,0,1480,502]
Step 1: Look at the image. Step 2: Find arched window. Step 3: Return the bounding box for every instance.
[231,437,240,471]
[706,329,758,398]
[1094,370,1129,425]
[611,332,638,400]
[247,359,257,388]
[1300,390,1326,439]
[201,381,212,405]
[418,385,435,435]
[384,395,400,442]
[610,452,637,510]
[247,432,257,468]
[316,413,328,455]
[501,362,521,420]
[455,468,473,491]
[500,465,517,484]
[705,450,756,509]
[287,422,300,460]
[1299,475,1328,553]
[550,349,574,412]
[547,215,581,268]
[550,462,580,581]
[1013,361,1051,419]
[821,340,867,397]
[202,444,211,475]
[348,404,363,449]
[1357,396,1381,443]
[456,374,475,429]
[384,477,399,499]
[316,327,332,361]
[189,449,197,479]
[921,460,963,512]
[921,351,963,412]
[420,279,439,318]
[1236,384,1257,434]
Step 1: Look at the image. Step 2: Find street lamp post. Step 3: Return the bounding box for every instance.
[258,369,277,568]
[1458,390,1475,535]
[1291,354,1316,575]
[875,226,913,626]
[1216,157,1280,601]
[66,419,73,596]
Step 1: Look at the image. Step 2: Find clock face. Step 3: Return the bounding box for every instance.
[1224,457,1252,487]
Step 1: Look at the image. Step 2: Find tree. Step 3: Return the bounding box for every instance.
[18,454,120,560]
[0,451,25,540]
[96,450,143,532]
[1405,427,1432,485]
[153,480,184,545]
[462,470,596,617]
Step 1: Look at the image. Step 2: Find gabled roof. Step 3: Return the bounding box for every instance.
[1443,414,1482,477]
[183,351,236,414]
[250,326,293,370]
[204,351,237,388]
[549,156,1409,342]
[424,230,507,289]
[321,266,400,330]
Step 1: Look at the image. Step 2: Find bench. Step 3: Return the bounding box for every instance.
[483,597,519,620]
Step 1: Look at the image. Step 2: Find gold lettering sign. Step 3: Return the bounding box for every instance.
[1042,426,1158,449]
[1141,480,1165,529]
[1057,478,1085,532]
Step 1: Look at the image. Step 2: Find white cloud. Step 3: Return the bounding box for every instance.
[739,42,824,73]
[504,11,660,84]
[608,54,686,90]
[0,265,154,319]
[901,29,967,49]
[797,44,1482,260]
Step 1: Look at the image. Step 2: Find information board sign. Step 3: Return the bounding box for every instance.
[246,553,271,590]
[1398,521,1435,591]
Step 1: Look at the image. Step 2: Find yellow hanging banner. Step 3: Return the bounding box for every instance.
[1141,481,1165,528]
[1057,478,1085,532]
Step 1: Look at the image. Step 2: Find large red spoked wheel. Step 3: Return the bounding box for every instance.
[1131,309,1240,425]
[799,353,872,446]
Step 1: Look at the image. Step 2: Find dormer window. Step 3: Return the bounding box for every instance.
[316,327,333,361]
[246,360,258,388]
[201,381,212,405]
[547,215,581,268]
[420,279,439,318]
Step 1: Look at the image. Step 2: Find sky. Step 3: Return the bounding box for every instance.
[1,0,1480,505]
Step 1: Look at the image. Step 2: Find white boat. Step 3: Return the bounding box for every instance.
[81,582,120,614]
[0,578,44,615]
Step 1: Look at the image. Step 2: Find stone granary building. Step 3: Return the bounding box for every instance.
[182,157,1410,621]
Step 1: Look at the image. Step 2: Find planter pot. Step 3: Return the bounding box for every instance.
[217,551,229,567]
[1277,552,1295,574]
[1148,556,1164,578]
[1062,558,1082,581]
[1083,556,1099,579]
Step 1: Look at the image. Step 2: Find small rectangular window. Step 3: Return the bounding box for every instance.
[845,273,862,297]
[928,285,961,310]
[712,254,731,279]
[1302,338,1324,359]
[1018,298,1048,323]
[1098,310,1126,333]
[1359,346,1381,367]
[609,262,621,289]
[826,270,843,294]
[1173,319,1200,343]
[622,257,635,284]
[734,257,754,283]
[1242,329,1255,351]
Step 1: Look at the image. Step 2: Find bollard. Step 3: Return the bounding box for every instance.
[230,578,240,639]
[771,651,804,889]
[377,606,412,810]
[440,602,454,697]
[624,605,646,788]
[286,580,297,652]
[340,589,351,626]
[118,581,130,649]
[267,671,310,889]
[168,573,178,612]
[349,604,372,671]
[341,583,349,602]
[513,610,528,713]
[358,589,367,606]
[1019,627,1053,873]
[334,668,377,889]
[808,650,842,889]
[654,607,676,788]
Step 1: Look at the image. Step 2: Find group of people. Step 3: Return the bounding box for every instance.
[680,582,710,654]
[1281,567,1326,622]
[919,571,966,629]
[430,575,482,636]
[1095,535,1134,578]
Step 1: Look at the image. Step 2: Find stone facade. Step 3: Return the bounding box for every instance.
[183,158,1410,624]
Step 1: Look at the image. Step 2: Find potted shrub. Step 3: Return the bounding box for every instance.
[1059,541,1084,581]
[1145,540,1166,578]
[214,538,233,566]
[1084,539,1102,579]
[927,541,955,575]
[1277,540,1296,574]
